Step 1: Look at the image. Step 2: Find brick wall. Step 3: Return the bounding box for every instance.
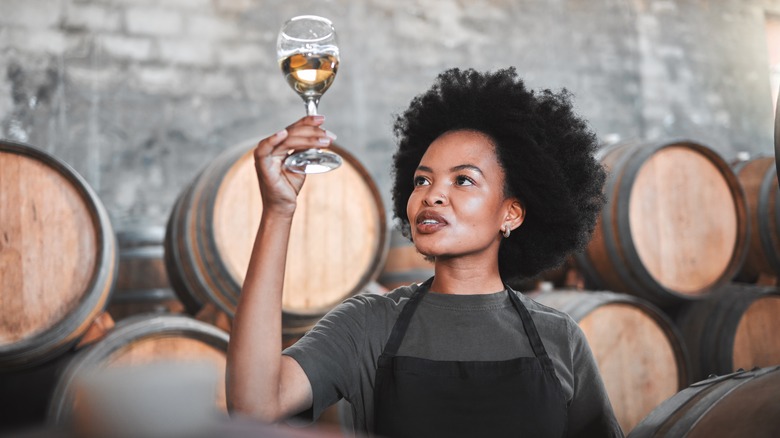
[1,0,779,231]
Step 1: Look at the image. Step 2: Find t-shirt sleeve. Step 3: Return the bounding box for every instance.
[282,296,367,422]
[566,321,625,438]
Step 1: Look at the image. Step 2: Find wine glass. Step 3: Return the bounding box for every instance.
[277,15,343,174]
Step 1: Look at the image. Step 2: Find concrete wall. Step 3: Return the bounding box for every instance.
[2,0,779,231]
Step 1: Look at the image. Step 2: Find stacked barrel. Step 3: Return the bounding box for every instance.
[3,135,780,437]
[505,139,780,436]
[623,152,780,438]
[0,139,384,436]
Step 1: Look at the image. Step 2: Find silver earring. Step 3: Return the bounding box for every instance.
[503,225,511,238]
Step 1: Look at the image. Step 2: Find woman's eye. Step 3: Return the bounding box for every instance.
[413,176,429,186]
[455,175,474,186]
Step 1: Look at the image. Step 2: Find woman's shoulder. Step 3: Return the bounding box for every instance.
[512,290,582,339]
[338,283,418,314]
[514,290,572,318]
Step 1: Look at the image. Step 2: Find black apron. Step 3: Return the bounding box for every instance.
[373,279,568,438]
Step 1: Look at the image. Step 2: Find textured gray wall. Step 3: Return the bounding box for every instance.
[2,0,779,231]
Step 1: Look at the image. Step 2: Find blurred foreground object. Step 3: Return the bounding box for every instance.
[47,314,229,425]
[71,361,222,438]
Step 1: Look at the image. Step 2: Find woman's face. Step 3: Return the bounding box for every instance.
[407,130,521,261]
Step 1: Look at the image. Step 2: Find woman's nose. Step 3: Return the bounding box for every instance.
[423,188,447,206]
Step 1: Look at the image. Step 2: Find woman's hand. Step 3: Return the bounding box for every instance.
[253,115,335,216]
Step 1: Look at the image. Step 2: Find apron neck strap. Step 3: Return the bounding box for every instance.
[505,286,557,373]
[381,278,433,357]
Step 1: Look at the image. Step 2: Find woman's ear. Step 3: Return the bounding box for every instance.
[504,199,525,231]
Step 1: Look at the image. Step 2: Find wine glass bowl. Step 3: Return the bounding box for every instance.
[277,15,342,174]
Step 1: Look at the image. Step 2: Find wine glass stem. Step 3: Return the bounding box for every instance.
[305,98,319,116]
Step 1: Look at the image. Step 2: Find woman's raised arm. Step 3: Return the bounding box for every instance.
[226,115,335,422]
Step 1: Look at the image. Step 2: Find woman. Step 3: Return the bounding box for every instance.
[227,68,624,437]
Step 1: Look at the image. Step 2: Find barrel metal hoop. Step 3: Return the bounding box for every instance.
[110,288,178,303]
[758,166,780,274]
[672,374,752,436]
[164,192,204,314]
[600,143,650,297]
[708,291,743,376]
[626,384,700,437]
[169,181,211,312]
[775,169,780,257]
[188,163,233,313]
[573,141,630,289]
[614,141,674,301]
[197,145,247,314]
[119,246,165,259]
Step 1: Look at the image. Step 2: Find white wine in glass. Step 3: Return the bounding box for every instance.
[277,15,342,174]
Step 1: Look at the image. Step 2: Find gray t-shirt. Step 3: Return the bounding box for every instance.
[283,283,623,437]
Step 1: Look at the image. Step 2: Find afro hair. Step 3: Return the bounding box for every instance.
[391,67,606,283]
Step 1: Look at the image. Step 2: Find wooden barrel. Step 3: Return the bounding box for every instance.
[377,227,434,290]
[46,314,229,425]
[576,140,748,307]
[732,156,780,282]
[675,283,780,382]
[531,290,689,434]
[165,141,388,336]
[0,140,117,370]
[107,226,183,320]
[628,365,780,438]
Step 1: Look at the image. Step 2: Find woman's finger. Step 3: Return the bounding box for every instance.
[255,129,290,157]
[255,128,335,158]
[284,123,335,139]
[276,133,335,152]
[286,115,326,130]
[266,133,336,160]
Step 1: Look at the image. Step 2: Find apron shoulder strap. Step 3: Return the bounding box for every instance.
[380,277,433,357]
[506,288,557,374]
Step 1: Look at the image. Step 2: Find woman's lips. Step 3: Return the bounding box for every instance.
[415,211,448,233]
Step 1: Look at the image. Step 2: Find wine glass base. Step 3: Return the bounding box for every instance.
[284,149,342,174]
